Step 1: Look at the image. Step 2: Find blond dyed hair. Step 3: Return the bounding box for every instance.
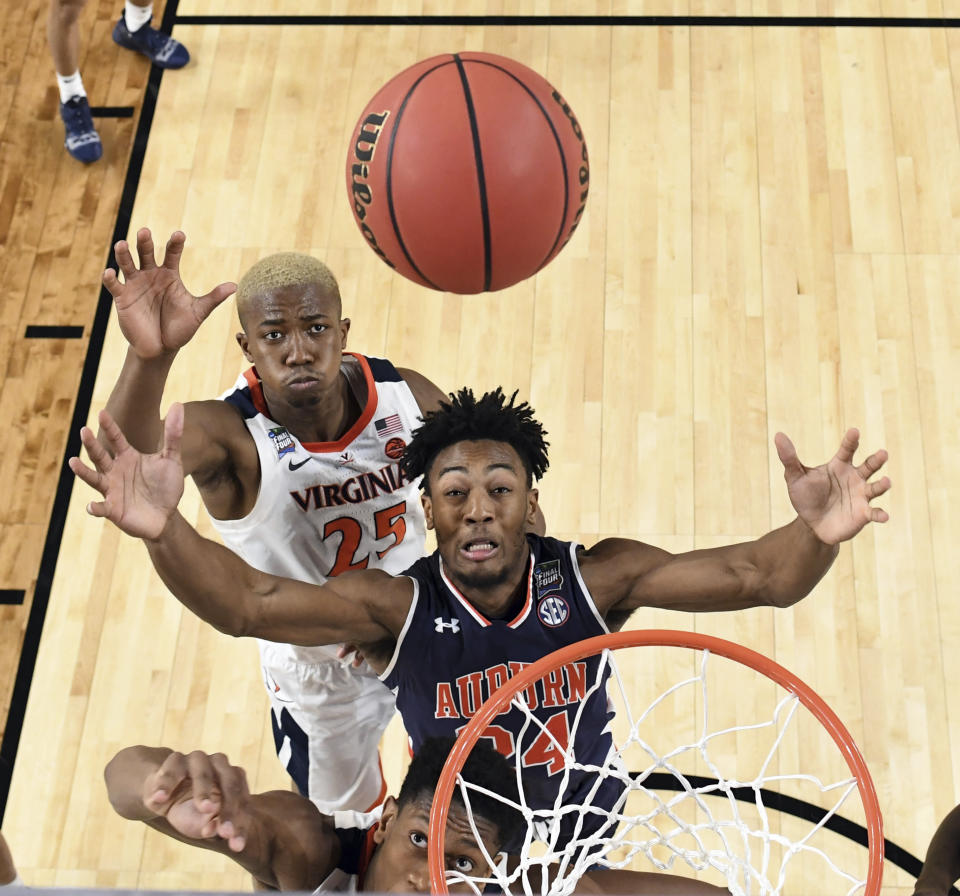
[236,252,341,326]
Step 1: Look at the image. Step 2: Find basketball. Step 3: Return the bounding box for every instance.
[345,52,589,294]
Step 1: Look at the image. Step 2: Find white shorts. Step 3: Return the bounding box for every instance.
[261,642,397,814]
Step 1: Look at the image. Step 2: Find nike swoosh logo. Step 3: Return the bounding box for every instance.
[288,457,313,471]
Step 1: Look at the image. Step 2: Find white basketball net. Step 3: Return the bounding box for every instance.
[442,646,875,895]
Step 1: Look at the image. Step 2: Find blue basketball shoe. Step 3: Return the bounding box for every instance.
[60,96,103,163]
[112,14,190,68]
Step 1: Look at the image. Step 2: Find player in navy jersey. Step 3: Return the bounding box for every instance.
[381,532,618,844]
[101,737,521,893]
[98,737,728,894]
[96,227,448,815]
[8,754,960,892]
[72,388,891,853]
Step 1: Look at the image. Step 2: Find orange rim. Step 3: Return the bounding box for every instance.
[428,629,884,894]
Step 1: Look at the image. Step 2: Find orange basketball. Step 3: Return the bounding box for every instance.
[346,52,589,294]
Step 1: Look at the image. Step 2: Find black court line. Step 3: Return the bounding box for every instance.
[175,13,959,27]
[0,0,181,825]
[0,592,25,606]
[23,325,84,339]
[90,106,136,118]
[642,772,957,892]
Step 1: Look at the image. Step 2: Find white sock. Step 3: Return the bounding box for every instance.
[124,1,152,31]
[0,874,24,888]
[56,70,85,103]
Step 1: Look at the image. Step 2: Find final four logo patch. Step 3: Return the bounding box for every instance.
[537,595,569,628]
[533,559,563,598]
[268,427,295,459]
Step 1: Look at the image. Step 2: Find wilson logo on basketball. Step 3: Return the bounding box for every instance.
[384,437,406,460]
[551,89,590,250]
[348,109,396,270]
[346,52,590,295]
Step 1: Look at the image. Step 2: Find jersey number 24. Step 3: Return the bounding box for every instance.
[457,710,571,776]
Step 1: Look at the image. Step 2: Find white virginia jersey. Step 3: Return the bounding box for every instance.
[211,353,427,664]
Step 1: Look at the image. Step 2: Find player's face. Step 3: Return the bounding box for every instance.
[365,796,500,893]
[422,440,539,593]
[235,281,350,411]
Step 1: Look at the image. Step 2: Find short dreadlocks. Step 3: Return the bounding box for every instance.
[402,387,549,492]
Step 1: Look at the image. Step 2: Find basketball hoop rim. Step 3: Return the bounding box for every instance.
[428,628,884,894]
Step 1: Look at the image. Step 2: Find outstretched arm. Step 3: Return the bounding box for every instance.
[147,509,405,649]
[915,804,960,896]
[104,746,336,891]
[70,406,412,654]
[583,428,891,616]
[101,228,236,471]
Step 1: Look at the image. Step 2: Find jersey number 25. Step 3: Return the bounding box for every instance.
[323,500,407,577]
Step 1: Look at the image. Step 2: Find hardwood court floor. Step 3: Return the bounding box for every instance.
[2,2,960,893]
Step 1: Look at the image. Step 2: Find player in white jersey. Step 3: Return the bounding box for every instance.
[98,228,446,813]
[213,352,427,811]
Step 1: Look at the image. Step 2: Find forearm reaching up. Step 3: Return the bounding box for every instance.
[584,516,838,617]
[71,405,410,655]
[104,745,336,891]
[584,428,890,618]
[146,509,400,647]
[99,228,234,457]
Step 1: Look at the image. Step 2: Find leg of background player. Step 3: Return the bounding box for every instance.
[914,803,960,895]
[48,0,188,163]
[0,831,21,887]
[48,0,101,163]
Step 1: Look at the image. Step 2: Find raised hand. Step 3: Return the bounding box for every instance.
[143,750,252,852]
[69,405,186,539]
[103,228,236,359]
[776,428,891,546]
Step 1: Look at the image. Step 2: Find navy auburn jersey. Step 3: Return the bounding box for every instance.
[381,534,613,809]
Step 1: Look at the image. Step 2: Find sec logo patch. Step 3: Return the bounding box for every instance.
[385,437,406,460]
[537,595,569,628]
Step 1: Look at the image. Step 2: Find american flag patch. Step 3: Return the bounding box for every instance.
[374,414,403,438]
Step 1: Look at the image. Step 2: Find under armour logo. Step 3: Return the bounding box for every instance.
[434,617,461,633]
